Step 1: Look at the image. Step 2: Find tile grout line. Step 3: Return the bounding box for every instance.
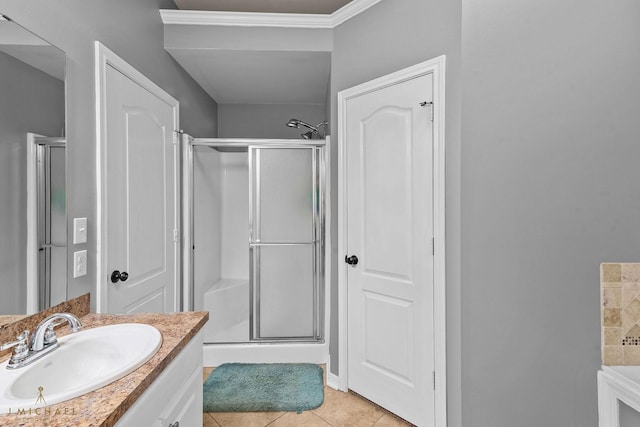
[308,410,333,426]
[264,411,287,426]
[205,413,221,426]
[311,408,334,426]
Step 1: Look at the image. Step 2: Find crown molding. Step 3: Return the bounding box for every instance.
[331,0,383,26]
[160,0,384,29]
[160,10,334,28]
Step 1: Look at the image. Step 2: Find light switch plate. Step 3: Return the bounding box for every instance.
[73,250,87,278]
[73,217,87,244]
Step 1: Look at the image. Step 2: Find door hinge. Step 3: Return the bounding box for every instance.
[420,101,434,122]
[433,371,436,390]
[172,129,184,145]
[432,237,435,255]
[173,228,179,242]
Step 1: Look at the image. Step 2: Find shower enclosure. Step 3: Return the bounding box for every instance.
[182,137,327,361]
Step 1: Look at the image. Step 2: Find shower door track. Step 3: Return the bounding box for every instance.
[190,138,325,149]
[249,242,318,246]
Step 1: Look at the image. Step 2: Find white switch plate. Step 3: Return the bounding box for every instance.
[73,217,87,244]
[73,250,87,278]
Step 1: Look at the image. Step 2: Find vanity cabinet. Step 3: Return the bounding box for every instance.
[116,330,203,426]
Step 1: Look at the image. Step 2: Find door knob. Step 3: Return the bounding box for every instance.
[110,270,129,283]
[345,255,359,266]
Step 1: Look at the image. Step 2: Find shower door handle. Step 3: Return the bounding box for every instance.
[110,270,129,283]
[345,255,359,266]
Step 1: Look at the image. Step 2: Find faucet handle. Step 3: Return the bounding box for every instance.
[1,330,30,366]
[43,324,58,346]
[1,330,29,350]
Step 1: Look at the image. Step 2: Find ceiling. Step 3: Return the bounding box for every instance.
[173,0,355,14]
[164,1,371,106]
[0,19,65,80]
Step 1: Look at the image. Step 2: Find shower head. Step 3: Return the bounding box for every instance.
[286,119,329,140]
[286,118,317,132]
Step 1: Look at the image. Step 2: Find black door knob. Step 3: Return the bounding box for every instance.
[345,255,359,265]
[110,270,129,283]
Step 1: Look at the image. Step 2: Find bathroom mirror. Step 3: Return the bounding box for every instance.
[0,14,66,317]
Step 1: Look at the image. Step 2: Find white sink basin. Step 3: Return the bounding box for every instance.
[0,323,162,412]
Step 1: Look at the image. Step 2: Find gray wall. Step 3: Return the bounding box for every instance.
[460,0,640,426]
[0,51,64,314]
[218,104,326,139]
[0,0,218,309]
[332,0,640,425]
[330,0,462,425]
[620,401,640,426]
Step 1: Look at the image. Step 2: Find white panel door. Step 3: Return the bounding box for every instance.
[346,73,434,426]
[104,64,178,314]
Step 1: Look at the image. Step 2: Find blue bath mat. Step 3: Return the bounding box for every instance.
[203,363,324,413]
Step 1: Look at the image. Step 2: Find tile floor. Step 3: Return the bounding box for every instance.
[202,366,414,427]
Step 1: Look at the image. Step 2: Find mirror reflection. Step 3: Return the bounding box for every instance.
[0,14,66,317]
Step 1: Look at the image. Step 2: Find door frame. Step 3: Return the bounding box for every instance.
[94,41,180,313]
[336,55,446,426]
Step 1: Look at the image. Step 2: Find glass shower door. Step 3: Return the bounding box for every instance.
[249,145,323,340]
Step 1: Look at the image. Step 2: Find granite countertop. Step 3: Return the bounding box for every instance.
[0,311,208,427]
[0,315,27,328]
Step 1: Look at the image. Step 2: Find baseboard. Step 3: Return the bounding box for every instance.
[203,342,328,367]
[325,359,347,391]
[326,372,342,390]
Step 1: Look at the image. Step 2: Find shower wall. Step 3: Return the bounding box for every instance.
[193,146,221,311]
[220,153,249,279]
[193,146,250,305]
[194,146,249,342]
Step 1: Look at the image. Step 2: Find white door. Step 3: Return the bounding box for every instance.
[345,73,434,426]
[101,50,179,314]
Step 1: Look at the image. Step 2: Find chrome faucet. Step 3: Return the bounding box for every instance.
[32,313,83,351]
[0,313,82,369]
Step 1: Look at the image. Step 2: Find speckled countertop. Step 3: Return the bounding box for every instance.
[0,315,27,328]
[0,310,208,427]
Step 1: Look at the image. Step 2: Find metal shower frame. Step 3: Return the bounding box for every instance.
[181,136,327,344]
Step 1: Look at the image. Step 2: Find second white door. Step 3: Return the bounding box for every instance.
[101,49,179,314]
[345,72,435,426]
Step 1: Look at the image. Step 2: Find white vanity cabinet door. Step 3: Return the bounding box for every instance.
[157,365,202,427]
[115,330,203,427]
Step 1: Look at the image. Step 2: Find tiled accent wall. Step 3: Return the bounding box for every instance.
[601,263,640,365]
